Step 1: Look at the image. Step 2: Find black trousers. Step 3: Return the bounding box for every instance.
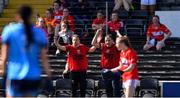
[70,71,87,97]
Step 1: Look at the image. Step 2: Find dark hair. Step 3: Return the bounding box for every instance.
[46,8,53,15]
[72,34,80,39]
[61,21,70,30]
[63,8,69,11]
[53,0,61,6]
[17,5,33,48]
[152,15,161,24]
[97,10,104,15]
[105,34,113,40]
[118,36,132,48]
[112,10,119,15]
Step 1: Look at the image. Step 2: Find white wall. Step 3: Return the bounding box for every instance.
[156,11,180,37]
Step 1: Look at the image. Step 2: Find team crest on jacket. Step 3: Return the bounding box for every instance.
[121,57,128,67]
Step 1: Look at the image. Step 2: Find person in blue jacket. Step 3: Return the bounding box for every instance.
[0,5,51,97]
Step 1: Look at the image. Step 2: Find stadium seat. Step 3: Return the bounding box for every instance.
[130,10,149,19]
[159,7,170,11]
[96,79,107,97]
[142,91,156,97]
[126,28,143,36]
[96,79,125,97]
[125,19,145,28]
[87,28,94,34]
[55,79,96,97]
[125,19,146,36]
[75,28,83,36]
[38,78,54,97]
[118,10,129,20]
[138,78,160,97]
[75,24,84,29]
[171,6,180,10]
[77,79,96,97]
[176,0,180,3]
[54,79,72,97]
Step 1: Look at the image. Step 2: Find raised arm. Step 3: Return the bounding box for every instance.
[88,46,97,53]
[91,29,102,48]
[115,30,122,37]
[55,39,67,51]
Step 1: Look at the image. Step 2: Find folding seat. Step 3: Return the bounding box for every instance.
[54,79,72,97]
[96,79,107,97]
[171,6,180,10]
[38,78,54,97]
[130,10,148,19]
[55,78,95,97]
[125,19,145,28]
[77,79,95,97]
[75,28,83,34]
[176,0,180,4]
[125,19,147,36]
[118,10,129,20]
[138,78,160,97]
[159,7,170,11]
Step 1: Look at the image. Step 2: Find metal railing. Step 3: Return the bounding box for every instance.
[0,0,8,15]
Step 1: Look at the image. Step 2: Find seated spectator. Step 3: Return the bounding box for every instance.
[44,8,56,43]
[92,10,106,31]
[44,8,56,34]
[55,8,75,41]
[108,11,124,40]
[56,8,76,32]
[53,0,63,26]
[141,0,156,15]
[113,0,133,11]
[54,22,74,55]
[59,22,74,44]
[143,15,172,51]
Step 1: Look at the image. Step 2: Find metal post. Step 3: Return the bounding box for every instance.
[105,2,108,35]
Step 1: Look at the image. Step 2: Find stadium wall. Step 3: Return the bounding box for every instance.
[156,11,180,37]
